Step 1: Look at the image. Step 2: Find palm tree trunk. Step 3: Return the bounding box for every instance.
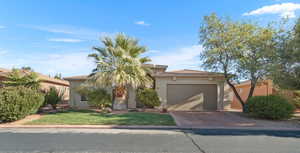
[113,86,127,110]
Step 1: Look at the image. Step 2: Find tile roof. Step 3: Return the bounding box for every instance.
[0,68,69,86]
[154,69,224,77]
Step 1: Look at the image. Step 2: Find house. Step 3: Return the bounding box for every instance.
[0,67,70,101]
[230,80,273,109]
[64,64,225,111]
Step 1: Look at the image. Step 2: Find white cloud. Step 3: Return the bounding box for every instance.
[135,21,150,26]
[150,45,202,71]
[243,3,300,18]
[48,38,84,43]
[22,24,111,40]
[0,25,6,29]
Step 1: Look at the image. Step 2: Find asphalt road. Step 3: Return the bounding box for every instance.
[0,128,299,153]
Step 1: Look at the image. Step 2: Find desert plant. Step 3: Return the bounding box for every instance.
[44,87,65,109]
[137,88,161,108]
[245,95,295,120]
[0,86,44,122]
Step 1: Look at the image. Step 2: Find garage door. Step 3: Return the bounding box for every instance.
[167,84,217,111]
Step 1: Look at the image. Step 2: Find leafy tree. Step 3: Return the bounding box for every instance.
[21,66,33,71]
[54,73,62,79]
[199,13,275,111]
[270,18,300,89]
[88,33,152,109]
[3,68,40,90]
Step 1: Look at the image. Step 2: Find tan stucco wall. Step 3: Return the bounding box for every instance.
[40,82,69,101]
[68,80,137,109]
[231,80,273,109]
[69,80,89,108]
[67,75,225,111]
[155,76,225,111]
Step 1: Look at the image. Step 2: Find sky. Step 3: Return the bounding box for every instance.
[0,0,300,77]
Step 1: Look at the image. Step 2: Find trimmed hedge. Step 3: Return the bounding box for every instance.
[137,88,161,108]
[0,86,44,122]
[245,95,295,120]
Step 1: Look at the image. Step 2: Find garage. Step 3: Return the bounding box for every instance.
[154,69,225,112]
[167,84,217,111]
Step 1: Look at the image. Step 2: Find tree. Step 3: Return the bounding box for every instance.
[199,14,275,111]
[3,68,41,90]
[54,73,62,79]
[21,66,33,71]
[270,18,300,89]
[88,33,152,109]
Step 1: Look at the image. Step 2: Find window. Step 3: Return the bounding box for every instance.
[80,95,88,101]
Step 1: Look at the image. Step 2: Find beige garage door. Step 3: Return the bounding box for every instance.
[167,84,217,111]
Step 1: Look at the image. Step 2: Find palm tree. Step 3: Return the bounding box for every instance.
[88,33,152,109]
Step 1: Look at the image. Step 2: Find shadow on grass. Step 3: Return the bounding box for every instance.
[184,129,300,138]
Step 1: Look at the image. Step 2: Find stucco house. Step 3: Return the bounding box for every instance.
[230,80,274,109]
[0,67,70,101]
[64,64,225,111]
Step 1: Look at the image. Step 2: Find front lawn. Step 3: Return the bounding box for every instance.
[26,110,175,126]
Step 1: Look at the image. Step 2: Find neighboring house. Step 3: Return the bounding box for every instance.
[0,68,70,101]
[64,64,225,111]
[230,80,273,109]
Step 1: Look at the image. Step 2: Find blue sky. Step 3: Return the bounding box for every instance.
[0,0,299,77]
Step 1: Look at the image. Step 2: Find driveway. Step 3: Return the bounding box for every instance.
[170,111,300,129]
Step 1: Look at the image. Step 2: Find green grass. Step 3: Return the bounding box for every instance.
[26,110,176,126]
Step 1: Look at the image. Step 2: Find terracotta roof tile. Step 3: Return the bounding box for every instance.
[0,68,69,86]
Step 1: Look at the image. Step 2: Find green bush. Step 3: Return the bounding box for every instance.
[292,91,300,109]
[245,95,295,120]
[86,88,112,109]
[44,87,65,109]
[0,86,44,122]
[137,88,161,108]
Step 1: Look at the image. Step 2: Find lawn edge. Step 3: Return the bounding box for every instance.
[1,125,300,131]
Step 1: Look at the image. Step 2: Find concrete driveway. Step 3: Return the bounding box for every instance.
[170,111,300,129]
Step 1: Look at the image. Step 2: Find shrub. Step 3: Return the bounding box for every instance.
[44,87,65,109]
[245,95,295,120]
[292,90,300,109]
[276,89,300,109]
[77,86,112,109]
[0,86,44,122]
[137,88,161,108]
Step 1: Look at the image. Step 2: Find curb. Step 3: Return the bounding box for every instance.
[0,125,179,130]
[1,125,300,131]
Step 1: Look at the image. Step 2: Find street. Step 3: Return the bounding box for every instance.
[0,128,299,153]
